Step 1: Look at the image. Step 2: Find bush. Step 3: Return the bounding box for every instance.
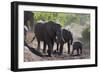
[82,27,90,41]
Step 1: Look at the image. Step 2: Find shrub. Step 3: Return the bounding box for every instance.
[82,27,90,41]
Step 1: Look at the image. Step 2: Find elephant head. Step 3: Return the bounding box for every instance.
[52,22,64,43]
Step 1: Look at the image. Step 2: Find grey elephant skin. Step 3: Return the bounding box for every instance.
[33,21,63,57]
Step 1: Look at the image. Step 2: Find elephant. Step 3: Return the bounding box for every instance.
[32,21,63,57]
[53,29,73,55]
[71,41,82,56]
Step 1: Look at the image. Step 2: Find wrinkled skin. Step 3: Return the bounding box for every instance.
[71,41,82,55]
[33,21,62,57]
[54,29,73,55]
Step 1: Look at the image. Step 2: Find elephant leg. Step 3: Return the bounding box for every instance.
[48,41,54,56]
[43,41,46,53]
[71,48,75,55]
[80,48,82,54]
[37,40,40,51]
[67,42,70,54]
[59,43,64,55]
[77,49,80,55]
[47,43,53,57]
[53,42,58,55]
[52,41,54,52]
[57,42,59,52]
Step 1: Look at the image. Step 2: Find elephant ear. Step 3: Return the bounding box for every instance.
[53,22,61,32]
[55,25,63,42]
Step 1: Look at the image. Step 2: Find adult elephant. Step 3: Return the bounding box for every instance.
[33,21,63,57]
[54,29,73,55]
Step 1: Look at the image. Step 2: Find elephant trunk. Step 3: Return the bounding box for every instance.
[56,29,64,43]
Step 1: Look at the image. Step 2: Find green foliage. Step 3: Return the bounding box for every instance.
[82,27,90,41]
[33,11,90,27]
[80,14,90,25]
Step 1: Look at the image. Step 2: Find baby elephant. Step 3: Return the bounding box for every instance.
[72,41,82,56]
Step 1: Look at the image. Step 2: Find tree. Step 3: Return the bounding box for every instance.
[24,11,34,30]
[33,11,90,27]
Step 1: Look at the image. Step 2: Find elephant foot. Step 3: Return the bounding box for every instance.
[76,54,81,56]
[68,52,70,54]
[47,55,52,57]
[47,50,52,57]
[53,50,58,55]
[53,50,62,56]
[70,54,74,56]
[43,50,46,54]
[70,53,79,56]
[58,52,62,56]
[43,54,52,57]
